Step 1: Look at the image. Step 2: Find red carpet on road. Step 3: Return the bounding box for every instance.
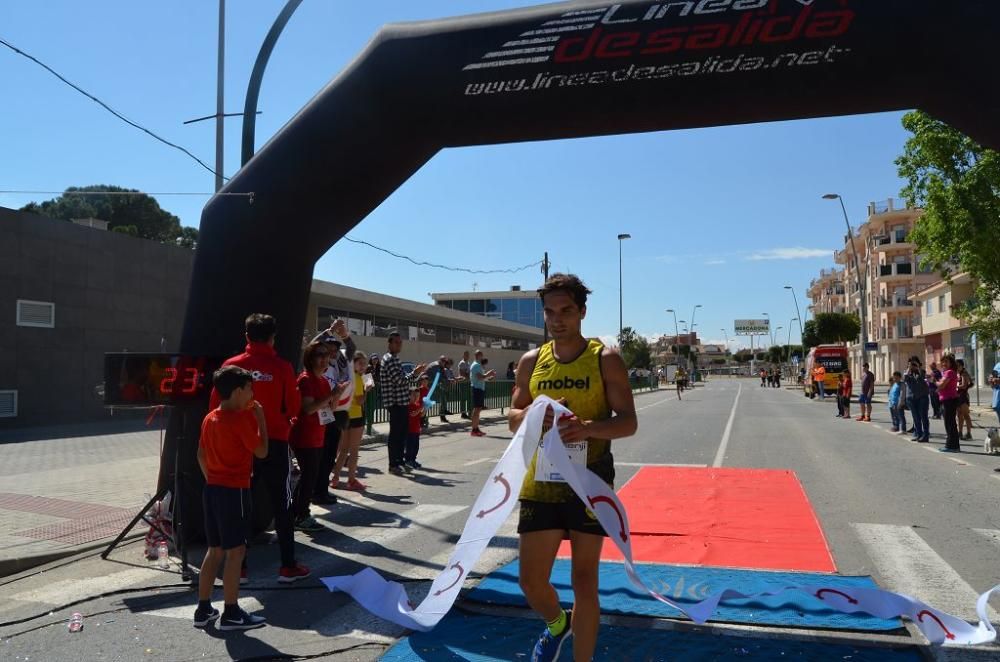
[557,467,836,573]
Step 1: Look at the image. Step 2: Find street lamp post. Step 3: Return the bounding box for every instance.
[666,309,680,367]
[762,312,772,348]
[617,233,631,338]
[784,286,805,359]
[787,318,797,365]
[824,194,869,373]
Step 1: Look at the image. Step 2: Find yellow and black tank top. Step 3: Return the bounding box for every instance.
[519,339,614,502]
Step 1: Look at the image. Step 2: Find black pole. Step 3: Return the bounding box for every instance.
[241,0,305,166]
[542,251,549,343]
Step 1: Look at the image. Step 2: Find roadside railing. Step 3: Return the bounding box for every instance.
[364,376,660,434]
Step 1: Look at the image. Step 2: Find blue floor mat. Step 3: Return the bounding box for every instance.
[465,560,902,632]
[381,611,922,661]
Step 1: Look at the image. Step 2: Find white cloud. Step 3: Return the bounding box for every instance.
[704,259,727,265]
[746,247,831,261]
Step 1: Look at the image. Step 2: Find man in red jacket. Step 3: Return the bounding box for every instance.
[210,313,310,583]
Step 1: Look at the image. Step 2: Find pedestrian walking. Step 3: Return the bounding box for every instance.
[937,354,962,452]
[903,356,931,442]
[380,332,426,475]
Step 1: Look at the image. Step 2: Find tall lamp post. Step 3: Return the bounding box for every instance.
[773,326,783,362]
[787,318,798,368]
[784,285,805,359]
[823,194,869,372]
[617,233,631,338]
[666,309,680,367]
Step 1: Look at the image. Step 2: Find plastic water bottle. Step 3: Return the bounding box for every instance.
[67,612,84,632]
[157,541,169,569]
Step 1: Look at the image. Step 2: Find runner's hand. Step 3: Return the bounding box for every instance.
[557,415,589,443]
[542,398,568,428]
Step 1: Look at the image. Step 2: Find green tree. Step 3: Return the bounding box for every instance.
[617,327,652,369]
[896,110,1000,342]
[20,185,197,248]
[733,350,753,364]
[812,312,860,344]
[802,320,821,350]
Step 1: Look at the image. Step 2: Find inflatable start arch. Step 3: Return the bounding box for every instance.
[163,0,1000,524]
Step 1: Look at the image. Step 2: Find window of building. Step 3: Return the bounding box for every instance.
[938,295,946,315]
[436,300,453,309]
[373,315,397,337]
[452,299,469,312]
[926,299,933,315]
[468,299,485,314]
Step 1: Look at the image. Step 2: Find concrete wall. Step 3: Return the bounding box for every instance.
[0,208,194,426]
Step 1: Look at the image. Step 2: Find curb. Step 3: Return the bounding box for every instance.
[0,531,146,579]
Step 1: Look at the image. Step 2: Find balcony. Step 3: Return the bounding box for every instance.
[877,296,915,310]
[876,263,914,280]
[874,233,914,252]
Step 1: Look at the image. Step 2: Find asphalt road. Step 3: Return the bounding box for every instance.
[2,379,999,661]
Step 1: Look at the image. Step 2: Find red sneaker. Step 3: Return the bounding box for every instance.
[470,429,486,437]
[855,416,865,421]
[329,479,341,490]
[278,563,311,584]
[347,478,367,491]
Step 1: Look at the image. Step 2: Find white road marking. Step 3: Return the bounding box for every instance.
[11,567,158,605]
[463,457,500,466]
[852,523,998,621]
[615,462,706,468]
[712,383,742,468]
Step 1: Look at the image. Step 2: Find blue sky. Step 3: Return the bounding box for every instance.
[1,1,912,349]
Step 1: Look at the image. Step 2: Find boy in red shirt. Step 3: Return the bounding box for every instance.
[195,366,268,630]
[404,386,424,470]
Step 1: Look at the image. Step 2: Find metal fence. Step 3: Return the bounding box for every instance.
[364,376,659,434]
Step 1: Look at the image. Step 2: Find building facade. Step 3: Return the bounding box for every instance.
[431,287,544,328]
[808,198,998,384]
[1,207,542,427]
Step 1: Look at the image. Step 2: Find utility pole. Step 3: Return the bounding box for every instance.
[542,252,550,343]
[215,0,225,192]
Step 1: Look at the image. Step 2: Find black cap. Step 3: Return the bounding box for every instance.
[317,332,342,346]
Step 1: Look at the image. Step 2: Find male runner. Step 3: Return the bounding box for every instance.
[508,273,637,662]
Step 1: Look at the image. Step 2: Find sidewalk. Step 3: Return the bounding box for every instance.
[0,411,505,577]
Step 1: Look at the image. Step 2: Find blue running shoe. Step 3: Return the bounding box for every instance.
[531,611,572,662]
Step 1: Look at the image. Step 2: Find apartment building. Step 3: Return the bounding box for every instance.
[823,199,936,378]
[807,268,846,316]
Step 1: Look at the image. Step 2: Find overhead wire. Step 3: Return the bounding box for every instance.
[343,236,543,275]
[0,36,227,181]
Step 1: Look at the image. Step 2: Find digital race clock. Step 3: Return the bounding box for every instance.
[104,353,225,406]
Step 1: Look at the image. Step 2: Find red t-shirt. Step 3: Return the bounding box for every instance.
[408,400,423,434]
[840,376,853,397]
[209,342,300,442]
[289,372,331,449]
[200,408,260,488]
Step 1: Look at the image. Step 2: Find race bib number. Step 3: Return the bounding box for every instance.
[317,406,336,426]
[534,439,587,483]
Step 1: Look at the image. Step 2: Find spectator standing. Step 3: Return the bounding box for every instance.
[956,359,974,441]
[332,352,372,491]
[458,350,472,418]
[380,332,425,475]
[195,366,268,631]
[928,362,942,419]
[506,361,517,381]
[888,372,907,434]
[903,356,930,442]
[208,314,309,584]
[424,355,450,423]
[469,350,496,437]
[991,360,1000,426]
[839,370,853,420]
[405,387,424,470]
[937,354,962,452]
[812,364,827,399]
[857,363,875,422]
[835,373,846,417]
[443,359,458,418]
[289,343,343,533]
[310,320,357,505]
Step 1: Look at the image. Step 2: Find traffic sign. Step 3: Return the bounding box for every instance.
[864,342,878,351]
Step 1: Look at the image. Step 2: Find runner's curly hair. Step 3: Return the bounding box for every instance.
[537,273,591,309]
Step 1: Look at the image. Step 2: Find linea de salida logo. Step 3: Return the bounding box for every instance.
[463,0,854,71]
